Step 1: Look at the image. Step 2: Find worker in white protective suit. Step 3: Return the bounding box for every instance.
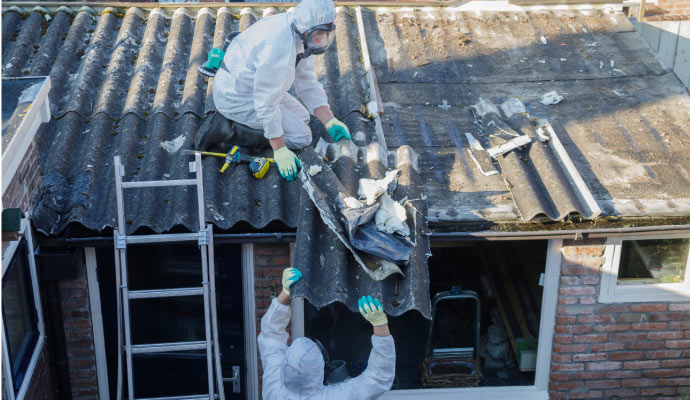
[195,0,352,182]
[259,267,395,399]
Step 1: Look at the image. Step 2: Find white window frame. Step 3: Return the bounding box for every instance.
[379,239,562,400]
[1,217,46,400]
[600,234,690,303]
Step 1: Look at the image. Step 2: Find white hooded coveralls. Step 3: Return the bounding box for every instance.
[258,298,396,400]
[212,0,335,149]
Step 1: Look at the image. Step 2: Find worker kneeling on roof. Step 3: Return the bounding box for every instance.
[259,267,395,399]
[195,0,352,182]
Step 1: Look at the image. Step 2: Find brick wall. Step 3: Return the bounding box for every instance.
[253,243,292,399]
[656,0,690,16]
[2,138,42,213]
[20,343,57,400]
[550,239,690,399]
[59,254,99,399]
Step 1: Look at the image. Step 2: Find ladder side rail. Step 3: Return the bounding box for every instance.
[207,225,226,399]
[196,154,215,397]
[120,248,136,400]
[194,153,206,231]
[114,156,127,233]
[200,242,215,397]
[113,232,124,400]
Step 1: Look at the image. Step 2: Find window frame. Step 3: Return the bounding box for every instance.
[1,218,45,400]
[600,234,690,303]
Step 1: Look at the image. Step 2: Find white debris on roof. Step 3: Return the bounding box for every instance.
[375,194,410,236]
[342,197,363,209]
[540,35,547,44]
[160,134,185,154]
[358,169,400,205]
[308,165,323,176]
[500,98,526,118]
[438,100,452,110]
[540,91,563,105]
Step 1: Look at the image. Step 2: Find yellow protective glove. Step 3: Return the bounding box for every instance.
[358,296,388,327]
[281,267,302,295]
[325,118,351,142]
[273,146,302,181]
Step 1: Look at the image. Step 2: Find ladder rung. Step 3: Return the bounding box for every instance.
[126,233,199,244]
[122,179,197,189]
[136,395,213,400]
[128,288,204,299]
[131,341,208,354]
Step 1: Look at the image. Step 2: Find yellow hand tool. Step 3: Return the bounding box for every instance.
[186,149,274,179]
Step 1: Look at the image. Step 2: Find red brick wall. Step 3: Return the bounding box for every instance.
[59,254,99,399]
[20,343,57,400]
[2,138,42,213]
[550,239,690,399]
[657,0,690,16]
[254,243,292,399]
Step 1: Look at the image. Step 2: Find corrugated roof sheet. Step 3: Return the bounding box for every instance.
[360,6,690,222]
[3,4,690,234]
[293,143,431,318]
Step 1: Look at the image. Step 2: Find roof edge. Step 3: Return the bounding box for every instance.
[1,0,625,13]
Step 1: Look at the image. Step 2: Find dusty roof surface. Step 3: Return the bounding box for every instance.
[2,3,690,235]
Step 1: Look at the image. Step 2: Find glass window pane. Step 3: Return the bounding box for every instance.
[618,238,689,285]
[1,240,39,390]
[132,350,208,398]
[130,297,205,345]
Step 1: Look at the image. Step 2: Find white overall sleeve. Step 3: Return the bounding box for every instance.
[257,298,291,399]
[253,41,292,140]
[294,55,329,114]
[325,334,396,399]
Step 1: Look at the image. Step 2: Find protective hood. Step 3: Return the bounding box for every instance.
[292,0,336,33]
[282,337,326,398]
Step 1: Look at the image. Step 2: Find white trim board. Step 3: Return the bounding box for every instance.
[381,239,562,399]
[85,248,110,400]
[242,243,259,400]
[1,77,51,193]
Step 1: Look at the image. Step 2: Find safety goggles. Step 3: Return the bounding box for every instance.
[302,23,336,55]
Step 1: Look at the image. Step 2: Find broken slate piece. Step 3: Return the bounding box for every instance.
[464,132,499,176]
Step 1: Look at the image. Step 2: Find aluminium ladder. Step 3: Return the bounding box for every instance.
[113,154,226,400]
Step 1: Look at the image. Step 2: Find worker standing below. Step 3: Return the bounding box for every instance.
[259,267,396,399]
[195,0,352,182]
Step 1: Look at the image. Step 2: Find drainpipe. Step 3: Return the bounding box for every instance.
[45,281,72,400]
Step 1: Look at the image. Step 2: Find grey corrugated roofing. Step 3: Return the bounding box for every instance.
[292,143,431,318]
[2,5,378,234]
[361,6,690,222]
[3,3,690,234]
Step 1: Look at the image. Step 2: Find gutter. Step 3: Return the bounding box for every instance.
[42,224,690,247]
[431,224,690,241]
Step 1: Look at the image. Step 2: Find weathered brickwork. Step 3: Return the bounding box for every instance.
[58,256,98,399]
[2,138,42,212]
[254,243,292,399]
[657,0,690,16]
[550,239,690,400]
[20,343,57,400]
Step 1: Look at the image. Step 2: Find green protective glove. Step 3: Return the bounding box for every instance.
[325,118,351,142]
[273,146,302,182]
[358,295,388,327]
[281,267,302,295]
